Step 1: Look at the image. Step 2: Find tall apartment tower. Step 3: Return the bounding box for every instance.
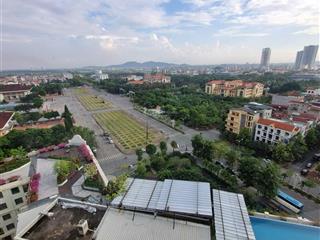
[260,48,271,70]
[301,45,318,70]
[294,51,304,70]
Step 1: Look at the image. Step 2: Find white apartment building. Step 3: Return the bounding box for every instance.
[0,177,29,239]
[254,118,300,145]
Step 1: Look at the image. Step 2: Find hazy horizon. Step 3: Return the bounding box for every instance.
[2,0,319,70]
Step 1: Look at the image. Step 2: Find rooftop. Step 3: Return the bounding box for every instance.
[0,84,32,93]
[0,111,14,129]
[18,199,107,240]
[257,118,300,132]
[213,189,256,240]
[94,208,211,240]
[111,178,212,218]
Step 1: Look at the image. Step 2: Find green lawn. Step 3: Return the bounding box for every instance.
[78,95,112,111]
[73,87,89,95]
[94,111,160,151]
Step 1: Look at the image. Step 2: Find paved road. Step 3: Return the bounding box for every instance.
[46,87,220,176]
[280,186,320,222]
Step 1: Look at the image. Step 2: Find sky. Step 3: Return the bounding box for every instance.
[1,0,319,70]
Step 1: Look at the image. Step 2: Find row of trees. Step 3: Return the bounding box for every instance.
[14,111,60,125]
[191,134,281,198]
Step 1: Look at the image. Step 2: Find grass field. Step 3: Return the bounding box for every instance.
[78,95,112,111]
[74,87,89,95]
[94,111,160,151]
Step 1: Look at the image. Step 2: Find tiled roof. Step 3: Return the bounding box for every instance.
[127,80,144,85]
[0,84,32,92]
[0,111,14,129]
[257,118,299,132]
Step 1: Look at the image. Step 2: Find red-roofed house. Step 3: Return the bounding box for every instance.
[205,80,264,98]
[0,111,15,136]
[0,84,32,102]
[254,118,300,144]
[143,73,171,84]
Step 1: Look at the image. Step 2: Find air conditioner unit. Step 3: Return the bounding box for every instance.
[77,219,89,236]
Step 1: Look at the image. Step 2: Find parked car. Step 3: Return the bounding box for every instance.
[313,153,320,161]
[300,169,309,176]
[306,163,312,168]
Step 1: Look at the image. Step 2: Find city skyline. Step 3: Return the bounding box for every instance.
[1,0,319,70]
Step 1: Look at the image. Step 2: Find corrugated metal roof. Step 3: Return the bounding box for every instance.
[111,178,212,218]
[212,189,256,240]
[94,208,211,240]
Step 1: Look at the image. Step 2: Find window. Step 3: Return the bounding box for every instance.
[0,227,4,235]
[256,137,260,141]
[270,129,273,133]
[268,134,272,139]
[0,203,7,211]
[23,184,29,193]
[11,187,20,194]
[275,136,279,140]
[6,223,15,231]
[257,131,261,135]
[258,125,262,129]
[3,214,11,221]
[264,126,268,130]
[277,130,281,134]
[285,132,290,136]
[263,133,267,137]
[14,198,23,205]
[230,117,234,121]
[0,192,3,198]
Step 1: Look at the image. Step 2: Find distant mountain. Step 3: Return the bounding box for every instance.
[107,61,186,69]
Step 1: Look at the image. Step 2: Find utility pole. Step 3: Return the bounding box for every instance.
[145,120,149,145]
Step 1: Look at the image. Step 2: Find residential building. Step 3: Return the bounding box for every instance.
[225,108,260,135]
[0,166,30,239]
[126,75,143,81]
[294,45,319,70]
[306,88,320,96]
[0,85,32,102]
[143,73,171,84]
[260,48,271,70]
[254,118,300,144]
[225,102,272,135]
[205,80,264,98]
[294,51,304,70]
[301,45,318,70]
[271,94,304,108]
[0,112,15,136]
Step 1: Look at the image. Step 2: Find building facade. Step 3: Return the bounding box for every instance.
[301,45,318,70]
[260,48,271,70]
[0,85,32,102]
[294,51,304,70]
[0,112,15,137]
[143,73,171,84]
[0,177,29,239]
[205,80,264,98]
[254,118,300,144]
[225,108,260,134]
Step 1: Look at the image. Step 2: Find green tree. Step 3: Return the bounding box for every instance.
[289,134,307,161]
[63,105,73,132]
[238,157,260,187]
[225,149,240,168]
[170,140,178,152]
[146,144,157,156]
[237,128,252,146]
[83,163,97,179]
[135,148,143,161]
[32,97,43,108]
[135,161,147,177]
[272,143,293,163]
[159,141,167,155]
[256,163,281,198]
[305,128,319,150]
[212,141,230,160]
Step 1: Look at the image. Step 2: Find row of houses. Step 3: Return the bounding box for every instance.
[205,80,265,98]
[225,99,319,145]
[127,73,171,85]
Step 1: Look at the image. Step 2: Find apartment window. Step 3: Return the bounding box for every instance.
[14,198,23,205]
[0,227,4,235]
[256,137,260,141]
[231,117,234,121]
[277,130,281,134]
[263,133,267,137]
[11,187,20,194]
[3,214,11,221]
[264,126,268,130]
[23,184,29,193]
[0,192,3,198]
[270,129,273,133]
[258,125,262,129]
[285,132,290,136]
[268,134,272,139]
[267,140,271,144]
[257,131,261,135]
[0,203,7,211]
[6,223,15,231]
[275,136,279,140]
[230,123,233,126]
